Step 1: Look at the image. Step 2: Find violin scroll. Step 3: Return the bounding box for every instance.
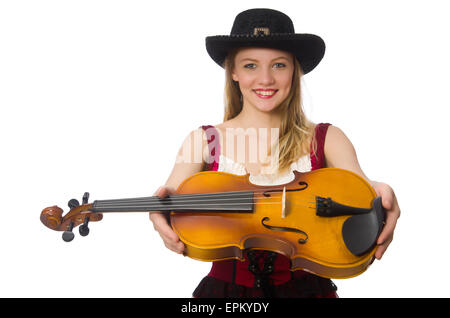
[40,192,103,242]
[40,205,64,230]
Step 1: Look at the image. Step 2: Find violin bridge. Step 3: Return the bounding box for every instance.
[281,186,286,218]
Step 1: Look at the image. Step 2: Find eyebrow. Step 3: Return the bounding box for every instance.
[239,56,290,63]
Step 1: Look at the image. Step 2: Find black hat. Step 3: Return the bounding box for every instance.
[205,8,325,74]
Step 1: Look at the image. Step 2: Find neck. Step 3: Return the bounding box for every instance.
[90,191,255,213]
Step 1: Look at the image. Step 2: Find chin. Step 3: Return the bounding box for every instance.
[250,99,282,113]
[257,105,280,113]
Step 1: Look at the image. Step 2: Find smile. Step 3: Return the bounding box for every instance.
[253,89,278,99]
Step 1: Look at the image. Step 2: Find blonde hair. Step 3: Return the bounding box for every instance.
[223,48,317,172]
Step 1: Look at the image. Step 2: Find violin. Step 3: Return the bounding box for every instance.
[41,168,385,279]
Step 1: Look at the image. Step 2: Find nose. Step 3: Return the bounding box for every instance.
[257,66,275,86]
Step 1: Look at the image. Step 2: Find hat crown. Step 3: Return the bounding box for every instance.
[205,8,325,74]
[230,8,295,36]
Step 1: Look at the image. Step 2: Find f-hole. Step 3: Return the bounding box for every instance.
[261,217,308,244]
[263,181,308,197]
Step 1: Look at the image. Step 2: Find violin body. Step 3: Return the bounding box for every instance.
[41,168,385,279]
[170,168,384,279]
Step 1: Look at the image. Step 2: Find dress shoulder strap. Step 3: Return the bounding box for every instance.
[310,123,332,170]
[200,125,221,171]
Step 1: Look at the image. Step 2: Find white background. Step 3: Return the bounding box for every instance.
[1,0,449,298]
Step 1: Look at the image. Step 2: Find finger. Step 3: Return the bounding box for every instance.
[156,186,176,198]
[377,211,397,245]
[149,186,173,222]
[375,235,393,260]
[150,212,185,253]
[162,237,185,254]
[150,212,173,237]
[158,222,185,254]
[155,186,167,198]
[377,197,400,245]
[375,245,385,260]
[377,184,394,211]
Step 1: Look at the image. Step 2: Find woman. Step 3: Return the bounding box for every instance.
[149,8,400,298]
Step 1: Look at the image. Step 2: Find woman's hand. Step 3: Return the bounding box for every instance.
[149,186,185,254]
[371,181,400,260]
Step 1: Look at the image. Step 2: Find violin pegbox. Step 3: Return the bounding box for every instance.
[40,192,103,242]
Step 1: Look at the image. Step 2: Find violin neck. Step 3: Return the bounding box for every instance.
[90,191,254,213]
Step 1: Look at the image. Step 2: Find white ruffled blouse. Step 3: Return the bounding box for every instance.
[217,154,312,186]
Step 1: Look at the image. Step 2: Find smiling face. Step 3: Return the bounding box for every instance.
[231,47,295,113]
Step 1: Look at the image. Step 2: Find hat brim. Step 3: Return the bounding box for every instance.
[205,33,325,74]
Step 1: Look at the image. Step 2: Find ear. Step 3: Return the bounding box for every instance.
[231,71,239,82]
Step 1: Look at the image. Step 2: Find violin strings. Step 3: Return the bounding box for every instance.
[95,192,317,204]
[95,201,314,207]
[83,202,317,215]
[95,188,317,203]
[92,200,317,213]
[93,189,319,213]
[94,195,316,207]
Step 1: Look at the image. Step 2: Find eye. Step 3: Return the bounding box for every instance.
[274,63,286,68]
[244,63,256,69]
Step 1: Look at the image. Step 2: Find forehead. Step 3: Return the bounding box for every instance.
[235,47,293,62]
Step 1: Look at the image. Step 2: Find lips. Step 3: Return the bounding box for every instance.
[253,89,278,99]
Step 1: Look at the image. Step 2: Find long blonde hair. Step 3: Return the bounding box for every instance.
[223,48,317,172]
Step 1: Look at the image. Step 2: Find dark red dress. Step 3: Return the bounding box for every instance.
[193,123,338,298]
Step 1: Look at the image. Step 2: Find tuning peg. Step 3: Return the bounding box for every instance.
[68,199,80,210]
[79,216,90,236]
[62,193,91,241]
[62,221,75,242]
[82,192,89,204]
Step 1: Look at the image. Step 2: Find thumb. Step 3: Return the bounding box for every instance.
[373,181,394,211]
[156,185,176,198]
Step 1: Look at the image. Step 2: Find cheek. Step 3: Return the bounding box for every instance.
[273,80,292,100]
[279,73,294,91]
[284,81,292,93]
[236,77,254,91]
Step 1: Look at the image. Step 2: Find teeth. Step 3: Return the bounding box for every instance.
[255,90,276,96]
